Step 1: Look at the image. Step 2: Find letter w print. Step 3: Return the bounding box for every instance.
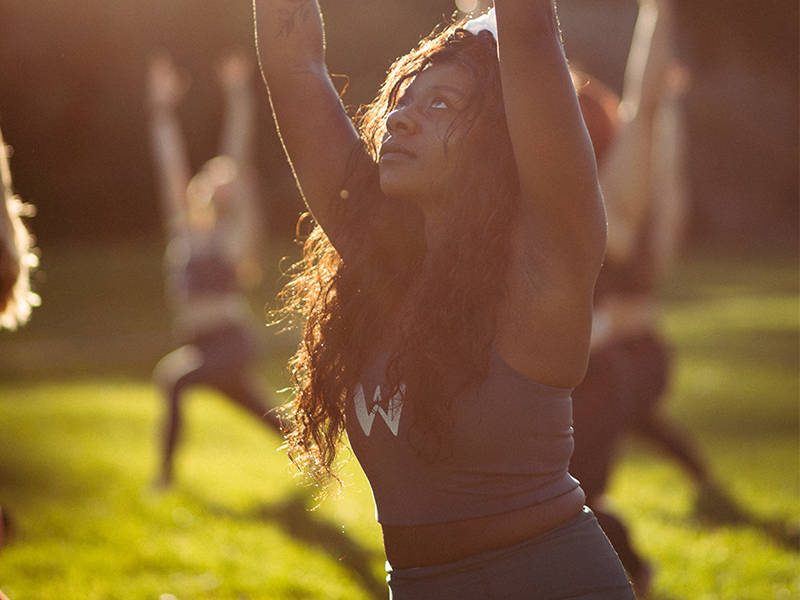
[354,383,405,437]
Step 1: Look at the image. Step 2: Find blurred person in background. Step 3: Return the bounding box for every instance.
[0,126,38,334]
[0,122,39,565]
[147,51,282,489]
[255,0,636,597]
[570,0,744,595]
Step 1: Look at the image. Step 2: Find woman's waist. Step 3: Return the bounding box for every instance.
[382,485,586,569]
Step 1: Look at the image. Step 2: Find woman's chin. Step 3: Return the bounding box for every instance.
[378,176,410,202]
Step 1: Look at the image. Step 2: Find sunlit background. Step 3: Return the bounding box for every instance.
[0,0,795,247]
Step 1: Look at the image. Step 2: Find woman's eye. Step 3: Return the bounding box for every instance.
[430,99,449,109]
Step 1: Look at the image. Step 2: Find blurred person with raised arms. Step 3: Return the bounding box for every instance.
[255,1,634,597]
[569,2,746,595]
[147,51,282,489]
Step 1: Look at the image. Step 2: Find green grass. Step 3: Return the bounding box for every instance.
[0,239,797,599]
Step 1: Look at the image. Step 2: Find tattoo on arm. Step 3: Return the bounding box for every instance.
[277,0,314,37]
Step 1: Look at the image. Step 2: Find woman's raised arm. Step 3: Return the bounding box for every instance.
[253,0,364,232]
[601,0,679,264]
[147,55,193,239]
[494,0,606,271]
[218,50,258,170]
[491,1,607,386]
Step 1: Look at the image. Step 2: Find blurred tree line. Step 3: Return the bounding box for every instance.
[0,0,796,249]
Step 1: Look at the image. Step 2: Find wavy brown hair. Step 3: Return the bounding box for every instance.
[274,17,520,491]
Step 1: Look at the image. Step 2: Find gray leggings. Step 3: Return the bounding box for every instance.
[386,507,635,600]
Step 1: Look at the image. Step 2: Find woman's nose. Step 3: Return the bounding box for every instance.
[386,105,418,135]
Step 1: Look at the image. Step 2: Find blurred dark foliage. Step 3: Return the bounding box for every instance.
[0,0,796,249]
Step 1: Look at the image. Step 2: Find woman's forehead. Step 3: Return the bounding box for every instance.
[403,62,473,97]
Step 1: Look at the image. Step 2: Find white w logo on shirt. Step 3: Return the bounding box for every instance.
[354,383,405,437]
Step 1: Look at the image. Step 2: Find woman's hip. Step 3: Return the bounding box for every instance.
[386,507,634,600]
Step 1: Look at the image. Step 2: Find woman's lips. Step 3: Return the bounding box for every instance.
[380,141,415,161]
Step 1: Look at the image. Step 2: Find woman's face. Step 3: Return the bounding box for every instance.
[378,62,475,212]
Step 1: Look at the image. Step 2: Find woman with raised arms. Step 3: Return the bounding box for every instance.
[254,1,634,597]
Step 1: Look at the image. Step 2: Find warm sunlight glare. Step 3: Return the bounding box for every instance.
[456,0,479,14]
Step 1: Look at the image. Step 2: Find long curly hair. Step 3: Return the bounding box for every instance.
[275,16,520,492]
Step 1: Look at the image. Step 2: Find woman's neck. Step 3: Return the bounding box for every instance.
[422,205,449,249]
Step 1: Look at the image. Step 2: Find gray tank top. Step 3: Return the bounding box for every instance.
[345,347,580,526]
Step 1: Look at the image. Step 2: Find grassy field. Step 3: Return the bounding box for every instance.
[0,239,797,599]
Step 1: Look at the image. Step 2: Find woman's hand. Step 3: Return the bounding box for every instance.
[217,50,255,96]
[147,54,193,234]
[147,55,190,112]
